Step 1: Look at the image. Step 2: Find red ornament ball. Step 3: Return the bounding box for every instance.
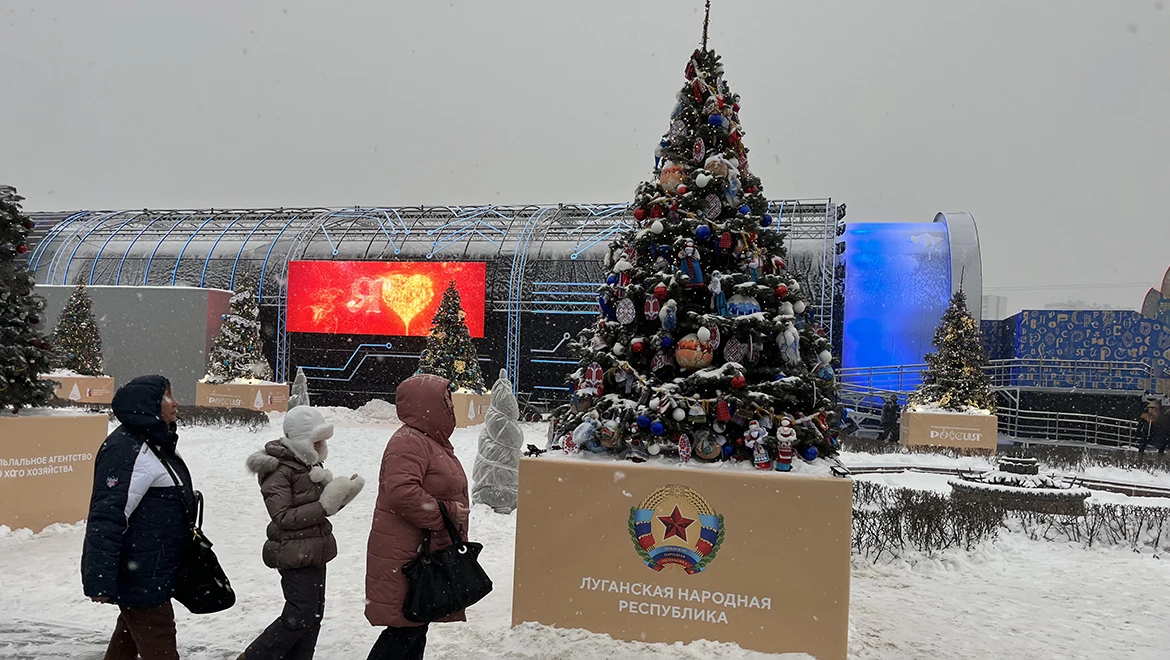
[733,103,741,112]
[632,339,645,353]
[731,374,747,389]
[654,283,669,300]
[650,205,664,219]
[16,244,28,254]
[633,207,647,221]
[677,185,688,195]
[775,284,789,298]
[746,186,758,193]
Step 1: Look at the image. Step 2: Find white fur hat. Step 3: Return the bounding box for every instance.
[283,406,334,445]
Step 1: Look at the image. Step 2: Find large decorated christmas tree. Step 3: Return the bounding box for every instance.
[0,185,55,413]
[911,290,996,413]
[52,279,105,376]
[550,27,838,465]
[204,274,273,384]
[416,281,487,392]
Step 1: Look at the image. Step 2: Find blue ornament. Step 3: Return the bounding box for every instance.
[800,445,819,462]
[651,421,666,436]
[661,336,675,349]
[761,214,773,227]
[738,204,751,215]
[773,372,787,381]
[708,115,723,126]
[637,414,652,428]
[696,225,712,240]
[722,443,735,458]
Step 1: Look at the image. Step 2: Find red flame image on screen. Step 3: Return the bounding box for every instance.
[286,261,486,337]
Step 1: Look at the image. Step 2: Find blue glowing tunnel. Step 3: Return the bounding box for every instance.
[842,213,982,388]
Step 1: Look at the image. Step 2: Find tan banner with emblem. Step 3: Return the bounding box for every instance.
[40,375,116,404]
[195,381,289,412]
[512,458,851,659]
[900,410,998,453]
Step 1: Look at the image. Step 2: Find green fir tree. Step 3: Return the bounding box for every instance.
[911,290,997,413]
[205,274,273,383]
[52,278,104,376]
[416,281,486,392]
[549,36,838,463]
[0,185,55,413]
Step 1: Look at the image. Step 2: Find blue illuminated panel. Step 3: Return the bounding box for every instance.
[842,223,953,387]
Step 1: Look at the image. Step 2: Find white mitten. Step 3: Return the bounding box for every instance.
[320,474,365,516]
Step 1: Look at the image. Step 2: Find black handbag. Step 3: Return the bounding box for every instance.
[402,502,493,623]
[152,446,236,615]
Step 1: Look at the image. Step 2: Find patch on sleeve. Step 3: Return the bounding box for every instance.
[106,476,119,488]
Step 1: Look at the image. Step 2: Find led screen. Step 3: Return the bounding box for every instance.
[287,261,486,337]
[842,223,952,389]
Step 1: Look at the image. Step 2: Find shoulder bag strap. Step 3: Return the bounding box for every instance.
[144,440,201,531]
[436,501,464,548]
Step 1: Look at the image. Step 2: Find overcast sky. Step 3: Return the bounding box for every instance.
[2,0,1167,313]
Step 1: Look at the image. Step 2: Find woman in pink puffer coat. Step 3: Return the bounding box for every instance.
[364,374,470,660]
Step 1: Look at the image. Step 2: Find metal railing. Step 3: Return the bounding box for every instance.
[838,359,1154,395]
[835,359,1153,449]
[995,405,1140,448]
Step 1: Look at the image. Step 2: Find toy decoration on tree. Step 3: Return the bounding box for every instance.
[416,280,486,392]
[288,367,310,408]
[911,289,996,413]
[204,274,273,384]
[0,185,55,413]
[549,7,838,465]
[52,278,104,376]
[472,369,524,514]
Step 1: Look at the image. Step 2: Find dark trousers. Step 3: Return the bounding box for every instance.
[244,565,327,660]
[104,601,179,660]
[876,424,898,443]
[367,624,429,660]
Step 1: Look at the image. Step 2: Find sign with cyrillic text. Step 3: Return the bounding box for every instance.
[512,458,852,659]
[195,381,289,413]
[0,414,107,533]
[900,410,998,453]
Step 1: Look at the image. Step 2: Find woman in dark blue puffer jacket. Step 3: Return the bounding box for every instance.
[82,375,194,660]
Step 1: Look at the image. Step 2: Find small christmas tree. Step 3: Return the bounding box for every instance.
[0,185,55,413]
[52,279,105,376]
[911,290,996,413]
[205,274,273,384]
[416,281,486,392]
[548,13,838,464]
[288,367,310,408]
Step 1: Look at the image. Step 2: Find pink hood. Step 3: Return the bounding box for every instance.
[396,374,456,445]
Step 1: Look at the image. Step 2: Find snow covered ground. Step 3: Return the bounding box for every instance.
[2,411,1170,659]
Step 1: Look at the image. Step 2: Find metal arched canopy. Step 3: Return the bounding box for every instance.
[27,200,841,302]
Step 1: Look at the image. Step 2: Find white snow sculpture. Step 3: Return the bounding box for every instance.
[472,369,523,514]
[289,367,310,409]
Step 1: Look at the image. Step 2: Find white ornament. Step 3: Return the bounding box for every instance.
[780,301,794,317]
[649,397,661,410]
[648,442,662,456]
[697,327,711,343]
[613,343,625,355]
[793,300,806,314]
[695,173,712,188]
[819,350,833,365]
[672,407,687,421]
[650,220,665,235]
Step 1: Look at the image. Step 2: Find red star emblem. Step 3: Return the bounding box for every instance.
[657,506,695,542]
